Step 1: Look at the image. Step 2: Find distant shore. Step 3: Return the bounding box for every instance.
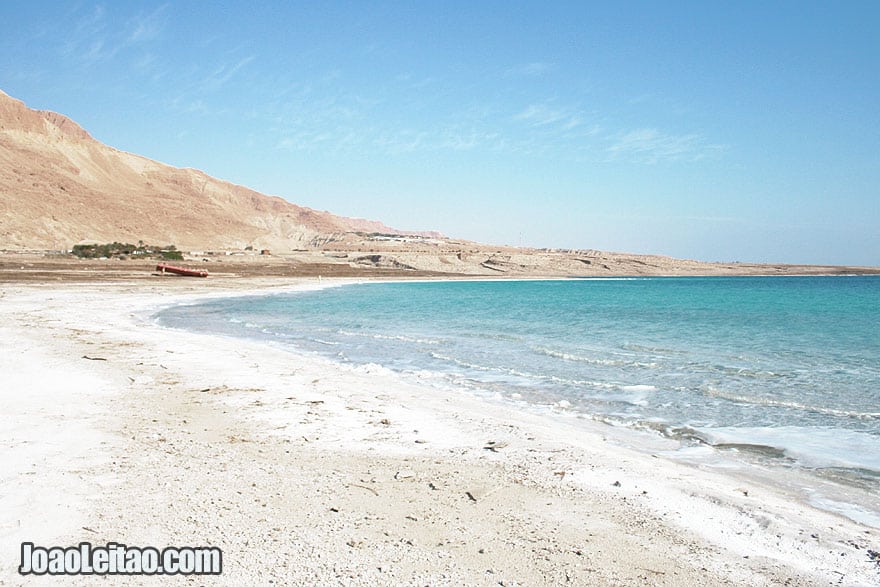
[2,250,879,284]
[2,276,879,585]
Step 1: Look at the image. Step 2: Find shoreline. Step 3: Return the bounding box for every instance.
[155,277,880,531]
[2,278,879,585]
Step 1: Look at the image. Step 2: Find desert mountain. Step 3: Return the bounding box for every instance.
[0,89,439,251]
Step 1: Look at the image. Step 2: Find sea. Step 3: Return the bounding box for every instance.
[157,276,880,525]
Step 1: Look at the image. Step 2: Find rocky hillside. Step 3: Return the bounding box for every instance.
[0,90,438,251]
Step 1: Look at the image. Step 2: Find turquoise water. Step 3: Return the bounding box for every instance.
[158,276,880,497]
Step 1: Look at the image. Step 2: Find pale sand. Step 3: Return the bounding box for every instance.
[1,279,878,586]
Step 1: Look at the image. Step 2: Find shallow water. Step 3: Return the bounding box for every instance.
[158,276,880,519]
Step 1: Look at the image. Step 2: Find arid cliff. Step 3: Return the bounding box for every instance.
[0,89,437,252]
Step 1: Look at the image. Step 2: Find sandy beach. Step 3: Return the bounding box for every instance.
[1,277,878,586]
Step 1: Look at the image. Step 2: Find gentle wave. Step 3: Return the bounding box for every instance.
[337,329,442,345]
[683,362,785,380]
[621,343,688,355]
[701,386,880,420]
[428,352,545,381]
[426,352,657,396]
[546,375,618,390]
[533,346,660,369]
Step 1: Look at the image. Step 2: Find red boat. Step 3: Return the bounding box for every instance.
[155,263,209,278]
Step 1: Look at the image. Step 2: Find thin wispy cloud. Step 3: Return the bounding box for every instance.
[266,86,725,166]
[373,129,429,154]
[439,128,501,151]
[505,62,554,77]
[514,103,582,129]
[269,91,722,166]
[270,86,507,156]
[165,96,230,117]
[60,3,168,65]
[131,52,166,81]
[200,55,256,92]
[126,4,169,44]
[269,84,370,153]
[395,74,438,90]
[606,128,726,164]
[275,120,503,156]
[75,4,107,35]
[261,70,723,165]
[82,39,109,63]
[165,58,256,116]
[276,126,368,153]
[62,5,108,62]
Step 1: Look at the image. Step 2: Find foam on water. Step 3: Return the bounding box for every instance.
[809,497,880,529]
[699,426,880,471]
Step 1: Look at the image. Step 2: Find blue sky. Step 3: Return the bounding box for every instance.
[1,1,878,264]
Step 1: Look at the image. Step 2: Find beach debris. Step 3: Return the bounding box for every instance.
[867,549,880,567]
[554,471,567,479]
[428,482,439,491]
[612,481,621,487]
[81,526,98,533]
[466,486,502,502]
[414,439,427,444]
[379,418,391,425]
[155,263,208,278]
[484,440,509,452]
[81,355,107,361]
[349,483,379,496]
[394,470,415,480]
